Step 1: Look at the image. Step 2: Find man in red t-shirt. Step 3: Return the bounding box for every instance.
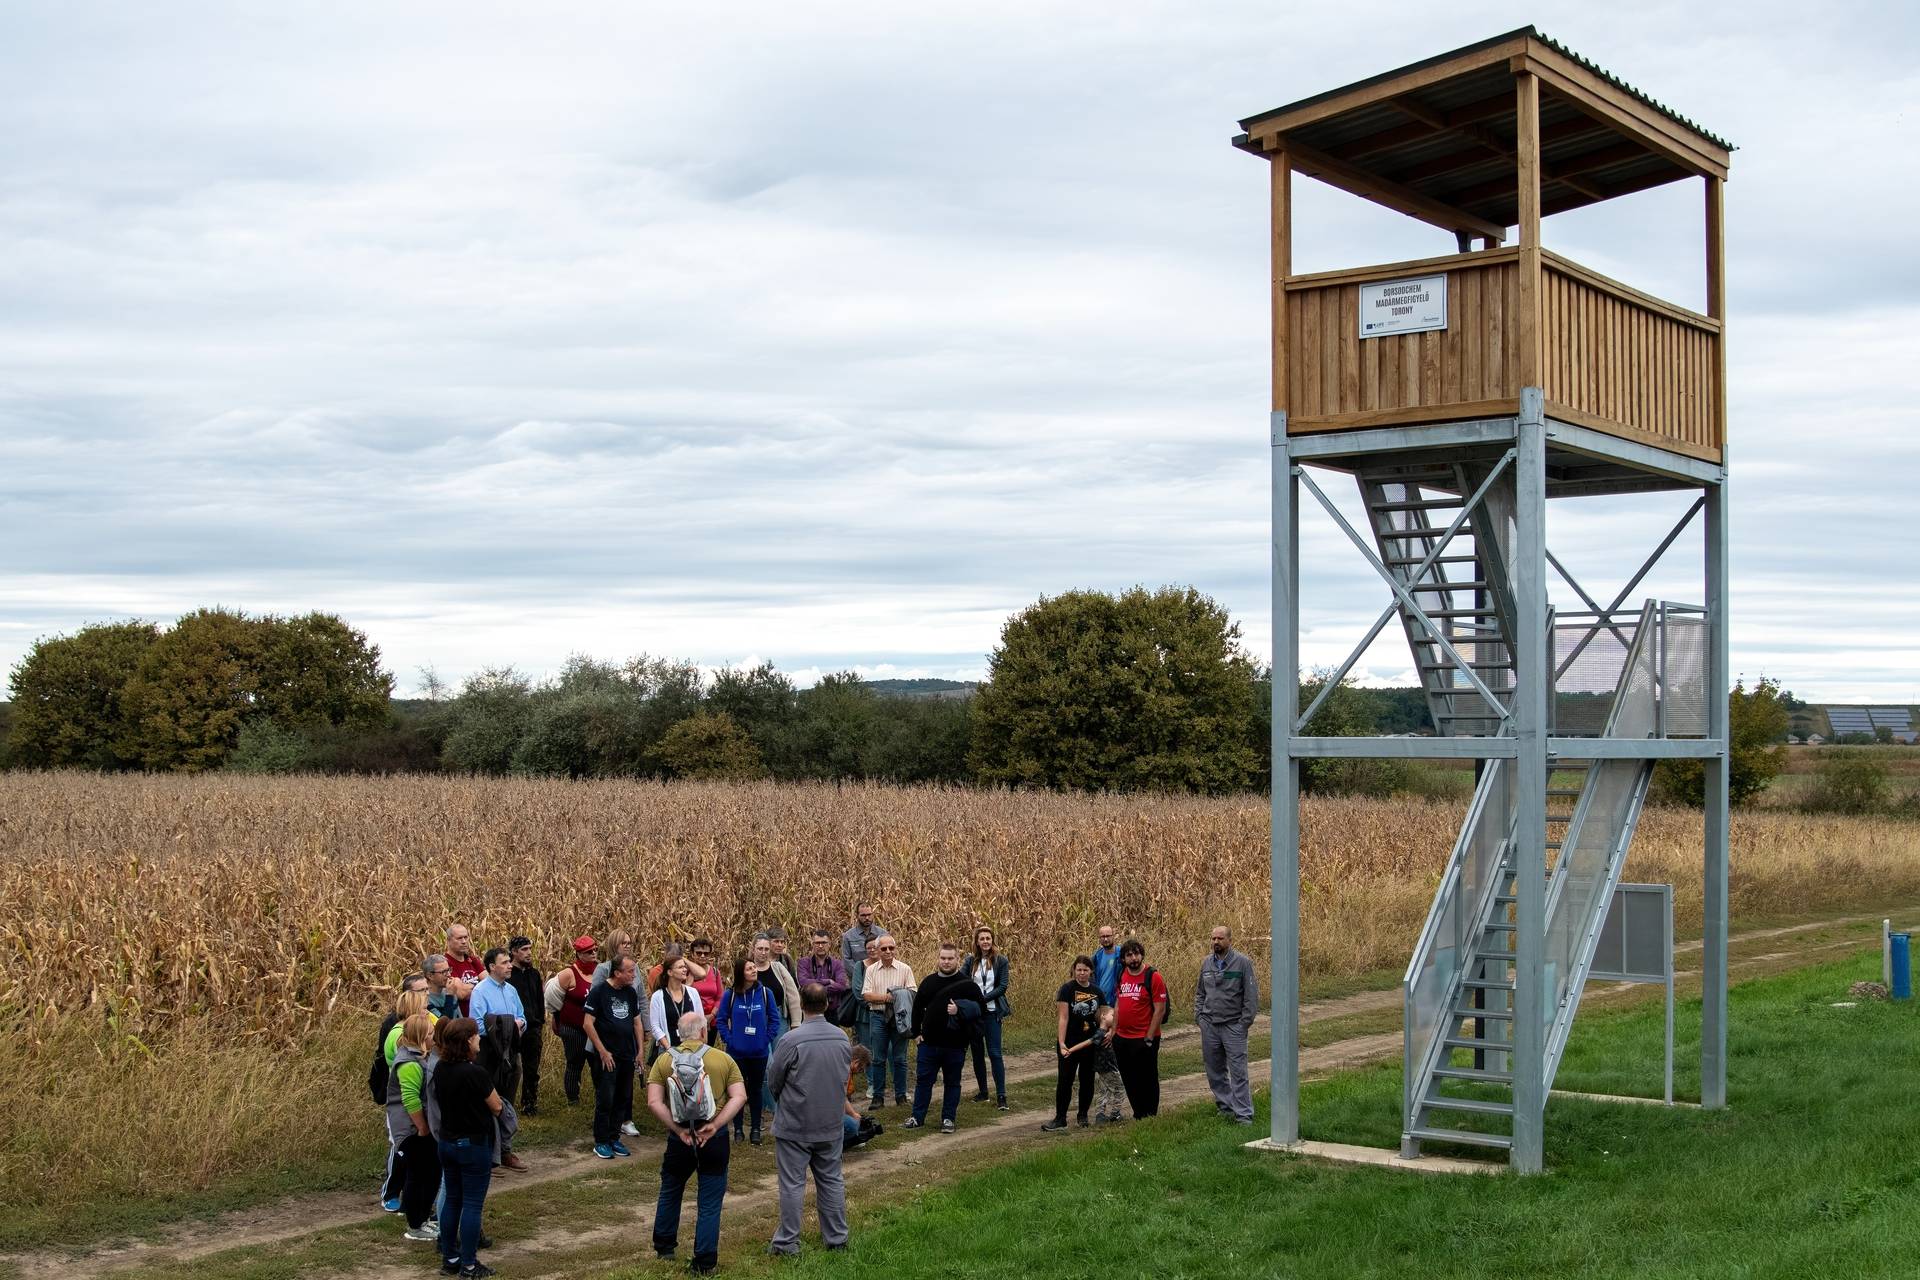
[443,923,484,1016]
[1111,939,1167,1118]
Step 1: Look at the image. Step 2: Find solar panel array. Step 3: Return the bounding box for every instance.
[1826,707,1875,736]
[1825,706,1915,738]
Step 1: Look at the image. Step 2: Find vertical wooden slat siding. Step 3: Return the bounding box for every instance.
[1531,259,1718,452]
[1281,248,1719,460]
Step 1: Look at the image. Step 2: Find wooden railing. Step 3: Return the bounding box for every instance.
[1539,251,1721,459]
[1281,247,1723,461]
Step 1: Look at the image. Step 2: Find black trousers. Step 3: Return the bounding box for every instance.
[1113,1036,1160,1118]
[734,1054,767,1134]
[398,1131,440,1229]
[554,1023,589,1103]
[590,1053,636,1146]
[1054,1049,1095,1122]
[519,1023,544,1110]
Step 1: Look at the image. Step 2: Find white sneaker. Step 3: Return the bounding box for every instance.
[403,1226,438,1242]
[620,1121,639,1137]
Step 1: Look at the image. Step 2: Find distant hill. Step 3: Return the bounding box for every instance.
[864,678,978,700]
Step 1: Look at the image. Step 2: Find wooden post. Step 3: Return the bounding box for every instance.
[1272,147,1293,416]
[1514,71,1543,393]
[1704,175,1726,453]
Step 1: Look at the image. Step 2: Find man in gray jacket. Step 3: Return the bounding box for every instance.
[1195,925,1260,1124]
[767,982,853,1255]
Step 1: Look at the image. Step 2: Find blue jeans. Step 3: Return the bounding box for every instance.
[865,1010,908,1101]
[970,1014,1006,1098]
[912,1042,967,1124]
[843,1114,860,1141]
[652,1129,729,1268]
[437,1137,492,1268]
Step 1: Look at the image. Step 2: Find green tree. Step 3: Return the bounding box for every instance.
[788,673,883,780]
[440,667,536,774]
[1806,751,1890,815]
[869,694,973,784]
[6,620,159,769]
[970,586,1260,793]
[707,662,800,773]
[1656,676,1790,807]
[656,710,765,780]
[116,609,272,772]
[253,612,392,729]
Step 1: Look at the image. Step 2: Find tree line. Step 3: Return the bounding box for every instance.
[0,588,1468,795]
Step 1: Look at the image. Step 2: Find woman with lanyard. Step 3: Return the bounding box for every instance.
[714,957,781,1144]
[968,925,1011,1110]
[550,935,599,1107]
[648,953,704,1064]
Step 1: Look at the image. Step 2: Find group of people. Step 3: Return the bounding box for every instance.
[368,910,1262,1276]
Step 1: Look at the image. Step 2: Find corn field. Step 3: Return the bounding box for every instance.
[4,771,1918,1050]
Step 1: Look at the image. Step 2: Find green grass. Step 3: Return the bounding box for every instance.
[715,950,1920,1280]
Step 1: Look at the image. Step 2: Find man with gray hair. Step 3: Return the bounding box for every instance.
[767,983,852,1256]
[646,1010,747,1275]
[422,955,459,1021]
[1195,925,1260,1125]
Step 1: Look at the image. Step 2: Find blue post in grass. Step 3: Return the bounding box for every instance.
[1890,933,1912,1001]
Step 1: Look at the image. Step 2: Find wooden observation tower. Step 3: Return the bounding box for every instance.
[1237,28,1732,1173]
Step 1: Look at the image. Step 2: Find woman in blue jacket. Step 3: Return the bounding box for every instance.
[714,956,783,1144]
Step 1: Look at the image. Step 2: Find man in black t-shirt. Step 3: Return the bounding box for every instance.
[906,943,985,1134]
[584,956,642,1159]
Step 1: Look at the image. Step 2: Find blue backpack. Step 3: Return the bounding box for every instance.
[721,985,776,1056]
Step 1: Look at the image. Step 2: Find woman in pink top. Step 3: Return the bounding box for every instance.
[687,937,725,1042]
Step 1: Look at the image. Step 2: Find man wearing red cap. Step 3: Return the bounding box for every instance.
[551,935,600,1106]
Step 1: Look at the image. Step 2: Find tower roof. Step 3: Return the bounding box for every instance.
[1234,28,1732,238]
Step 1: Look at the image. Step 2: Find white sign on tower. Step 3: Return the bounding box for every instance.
[1358,273,1448,339]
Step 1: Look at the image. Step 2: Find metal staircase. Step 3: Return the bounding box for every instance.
[1365,462,1675,1157]
[1358,465,1517,739]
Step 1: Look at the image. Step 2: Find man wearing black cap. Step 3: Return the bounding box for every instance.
[508,937,546,1116]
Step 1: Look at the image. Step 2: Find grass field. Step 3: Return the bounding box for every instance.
[2,772,1918,1253]
[712,951,1919,1280]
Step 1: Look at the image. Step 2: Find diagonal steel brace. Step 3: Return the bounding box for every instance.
[1295,451,1516,732]
[1296,466,1512,724]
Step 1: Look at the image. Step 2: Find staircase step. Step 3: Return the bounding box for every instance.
[1405,1125,1513,1151]
[1452,1006,1512,1020]
[1419,1095,1515,1117]
[1370,498,1468,512]
[1442,1036,1513,1051]
[1408,580,1491,592]
[1480,921,1516,932]
[1419,660,1514,671]
[1493,895,1516,905]
[1462,977,1515,990]
[1386,554,1477,565]
[1433,1064,1513,1083]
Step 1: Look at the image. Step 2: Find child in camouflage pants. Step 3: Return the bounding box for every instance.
[1092,1007,1125,1123]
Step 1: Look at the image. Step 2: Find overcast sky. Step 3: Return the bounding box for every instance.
[3,1,1915,702]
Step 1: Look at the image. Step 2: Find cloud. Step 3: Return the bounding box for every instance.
[2,0,1916,703]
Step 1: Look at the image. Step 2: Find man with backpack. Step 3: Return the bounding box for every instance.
[1112,939,1169,1119]
[768,983,854,1257]
[646,1010,748,1276]
[905,942,986,1134]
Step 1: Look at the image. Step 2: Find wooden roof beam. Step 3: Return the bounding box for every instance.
[1325,93,1515,162]
[1513,53,1729,179]
[1273,136,1507,241]
[1441,139,1649,206]
[1388,115,1614,186]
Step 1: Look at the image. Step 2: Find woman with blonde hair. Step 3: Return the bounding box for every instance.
[386,1012,441,1240]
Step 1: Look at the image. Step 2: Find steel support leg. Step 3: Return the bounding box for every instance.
[1702,475,1730,1108]
[1271,415,1301,1145]
[1510,389,1549,1173]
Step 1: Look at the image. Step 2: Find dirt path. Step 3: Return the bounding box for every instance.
[9,911,1885,1279]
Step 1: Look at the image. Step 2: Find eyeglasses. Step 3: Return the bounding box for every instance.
[877,945,896,951]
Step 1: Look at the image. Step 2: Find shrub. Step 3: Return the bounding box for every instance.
[1806,752,1892,815]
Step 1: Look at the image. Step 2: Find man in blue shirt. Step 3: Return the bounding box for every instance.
[1091,925,1122,1006]
[468,947,528,1033]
